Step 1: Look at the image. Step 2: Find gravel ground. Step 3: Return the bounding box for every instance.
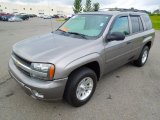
[0,18,160,120]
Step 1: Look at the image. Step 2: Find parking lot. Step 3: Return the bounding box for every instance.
[0,18,160,120]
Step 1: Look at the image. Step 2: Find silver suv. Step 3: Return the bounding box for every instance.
[8,11,155,107]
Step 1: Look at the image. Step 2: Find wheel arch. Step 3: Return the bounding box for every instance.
[68,61,101,80]
[64,53,103,81]
[144,41,152,49]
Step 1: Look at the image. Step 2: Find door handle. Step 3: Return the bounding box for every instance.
[126,41,132,44]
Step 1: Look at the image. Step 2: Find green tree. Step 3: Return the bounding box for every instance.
[73,0,82,14]
[83,0,92,12]
[93,2,100,11]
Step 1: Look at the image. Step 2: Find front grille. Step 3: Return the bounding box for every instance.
[13,52,31,66]
[17,67,31,76]
[12,52,31,77]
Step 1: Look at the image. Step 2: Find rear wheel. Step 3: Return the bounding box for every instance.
[64,67,97,107]
[134,46,149,67]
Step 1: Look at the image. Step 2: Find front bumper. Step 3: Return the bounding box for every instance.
[8,59,68,100]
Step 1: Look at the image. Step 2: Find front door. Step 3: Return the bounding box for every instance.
[104,15,134,73]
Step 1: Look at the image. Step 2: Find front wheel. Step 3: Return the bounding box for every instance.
[134,46,150,67]
[64,67,97,107]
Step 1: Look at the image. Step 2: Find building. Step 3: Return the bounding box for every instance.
[0,2,73,15]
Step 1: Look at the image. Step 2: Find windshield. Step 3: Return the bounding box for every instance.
[55,14,111,39]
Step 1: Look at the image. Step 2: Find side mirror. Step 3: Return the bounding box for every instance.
[107,32,125,41]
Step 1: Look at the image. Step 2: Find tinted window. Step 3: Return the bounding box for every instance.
[142,14,152,30]
[110,16,130,36]
[139,17,144,31]
[131,16,139,33]
[130,16,144,33]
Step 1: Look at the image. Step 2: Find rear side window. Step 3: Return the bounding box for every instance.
[142,14,152,30]
[139,17,144,31]
[110,16,130,36]
[130,16,144,33]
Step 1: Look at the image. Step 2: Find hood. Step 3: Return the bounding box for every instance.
[13,33,92,63]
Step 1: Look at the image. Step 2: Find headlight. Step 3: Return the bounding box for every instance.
[30,63,55,80]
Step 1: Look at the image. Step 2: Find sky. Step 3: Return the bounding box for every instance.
[1,0,160,12]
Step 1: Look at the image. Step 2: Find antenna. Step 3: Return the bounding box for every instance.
[47,0,54,32]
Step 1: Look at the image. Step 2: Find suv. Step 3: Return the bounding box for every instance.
[8,11,155,107]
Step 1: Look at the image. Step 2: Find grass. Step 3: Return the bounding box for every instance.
[150,15,160,30]
[56,18,66,22]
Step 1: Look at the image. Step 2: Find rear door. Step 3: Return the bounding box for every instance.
[128,15,145,58]
[129,14,155,59]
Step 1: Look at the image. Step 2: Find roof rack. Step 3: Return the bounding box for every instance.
[99,8,150,14]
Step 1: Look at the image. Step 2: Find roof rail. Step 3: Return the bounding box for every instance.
[99,8,150,14]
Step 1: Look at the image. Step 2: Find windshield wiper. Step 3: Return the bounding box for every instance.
[56,30,88,39]
[67,32,88,39]
[57,29,67,33]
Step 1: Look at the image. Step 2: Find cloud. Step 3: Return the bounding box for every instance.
[100,0,160,11]
[1,0,160,11]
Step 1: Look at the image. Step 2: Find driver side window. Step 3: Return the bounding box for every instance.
[110,16,130,36]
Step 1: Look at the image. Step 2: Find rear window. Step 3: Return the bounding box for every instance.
[142,14,152,30]
[130,16,144,33]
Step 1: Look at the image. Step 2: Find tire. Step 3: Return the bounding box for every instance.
[64,67,97,107]
[134,46,150,67]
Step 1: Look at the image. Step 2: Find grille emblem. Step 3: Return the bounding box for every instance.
[12,55,31,73]
[15,59,21,67]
